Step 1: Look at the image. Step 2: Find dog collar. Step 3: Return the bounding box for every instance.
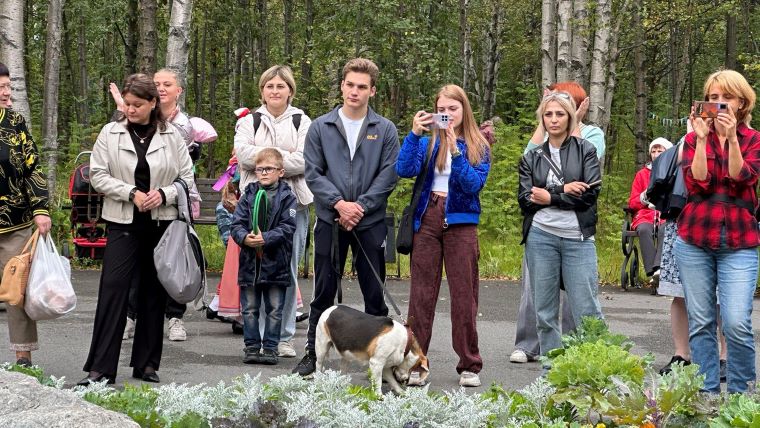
[404,324,414,356]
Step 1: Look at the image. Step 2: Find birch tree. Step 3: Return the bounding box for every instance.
[42,0,65,197]
[482,1,503,119]
[0,0,32,125]
[166,0,193,108]
[541,0,557,87]
[587,0,612,128]
[556,0,573,82]
[570,0,590,88]
[138,0,158,73]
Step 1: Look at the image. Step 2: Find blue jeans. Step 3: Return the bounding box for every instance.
[241,283,286,350]
[674,236,757,393]
[525,226,603,356]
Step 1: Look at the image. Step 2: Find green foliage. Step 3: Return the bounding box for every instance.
[710,393,760,428]
[547,340,648,422]
[82,383,166,427]
[561,317,634,352]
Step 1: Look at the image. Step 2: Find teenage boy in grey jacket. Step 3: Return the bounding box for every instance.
[294,58,399,376]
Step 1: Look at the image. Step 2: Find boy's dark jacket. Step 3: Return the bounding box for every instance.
[231,181,297,287]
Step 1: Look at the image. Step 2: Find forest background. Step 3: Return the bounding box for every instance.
[1,0,757,283]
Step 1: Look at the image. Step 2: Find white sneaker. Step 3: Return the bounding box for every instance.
[509,349,528,363]
[123,317,135,340]
[459,370,481,387]
[277,341,297,358]
[168,317,187,341]
[407,371,427,386]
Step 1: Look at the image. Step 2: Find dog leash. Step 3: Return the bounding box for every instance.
[350,229,404,319]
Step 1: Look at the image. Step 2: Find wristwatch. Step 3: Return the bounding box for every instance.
[451,148,462,158]
[128,187,138,202]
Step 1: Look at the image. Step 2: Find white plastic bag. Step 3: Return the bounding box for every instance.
[24,235,76,320]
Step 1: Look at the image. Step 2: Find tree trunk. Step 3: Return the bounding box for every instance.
[255,0,268,71]
[283,0,293,64]
[726,13,737,69]
[570,0,590,88]
[459,0,474,92]
[165,0,193,109]
[300,0,314,100]
[42,0,65,198]
[0,0,32,125]
[482,1,503,119]
[192,28,201,116]
[206,46,218,176]
[587,0,611,126]
[632,0,647,168]
[77,14,90,127]
[125,0,138,75]
[541,0,557,88]
[556,0,573,82]
[137,0,158,73]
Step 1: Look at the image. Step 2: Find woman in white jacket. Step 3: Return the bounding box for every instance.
[79,74,194,385]
[234,65,312,358]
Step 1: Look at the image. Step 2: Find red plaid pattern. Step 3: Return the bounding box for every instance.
[677,124,760,249]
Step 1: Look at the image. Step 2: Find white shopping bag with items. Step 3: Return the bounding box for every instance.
[24,234,76,320]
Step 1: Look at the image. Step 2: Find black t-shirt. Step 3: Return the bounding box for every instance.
[127,122,156,227]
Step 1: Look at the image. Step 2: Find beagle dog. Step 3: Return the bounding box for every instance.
[315,305,429,395]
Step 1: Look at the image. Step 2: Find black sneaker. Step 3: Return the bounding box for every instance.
[259,349,278,365]
[659,355,691,375]
[292,352,316,376]
[720,359,727,383]
[15,357,32,368]
[296,312,309,323]
[232,321,244,335]
[243,347,261,364]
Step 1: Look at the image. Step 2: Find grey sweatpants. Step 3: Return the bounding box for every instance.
[0,227,39,352]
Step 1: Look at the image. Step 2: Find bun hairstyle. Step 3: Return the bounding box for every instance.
[431,84,489,172]
[119,73,166,131]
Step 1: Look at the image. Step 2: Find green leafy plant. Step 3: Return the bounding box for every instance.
[82,383,167,427]
[710,393,760,428]
[546,340,648,423]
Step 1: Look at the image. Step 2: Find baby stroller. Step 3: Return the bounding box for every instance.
[68,151,107,259]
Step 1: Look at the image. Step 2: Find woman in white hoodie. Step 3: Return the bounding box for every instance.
[234,65,312,358]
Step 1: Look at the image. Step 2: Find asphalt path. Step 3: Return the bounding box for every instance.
[2,270,760,394]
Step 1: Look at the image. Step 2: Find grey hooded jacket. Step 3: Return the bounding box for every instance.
[304,106,399,229]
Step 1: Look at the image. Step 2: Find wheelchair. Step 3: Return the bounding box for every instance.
[620,206,659,294]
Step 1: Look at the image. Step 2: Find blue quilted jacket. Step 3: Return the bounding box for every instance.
[395,131,490,232]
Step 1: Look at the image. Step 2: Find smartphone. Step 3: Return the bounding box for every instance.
[429,113,450,130]
[693,101,729,119]
[587,179,602,188]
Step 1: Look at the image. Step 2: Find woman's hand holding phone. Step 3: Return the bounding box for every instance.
[690,105,710,141]
[412,110,433,136]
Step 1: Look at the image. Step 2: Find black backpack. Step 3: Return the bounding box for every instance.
[251,112,302,134]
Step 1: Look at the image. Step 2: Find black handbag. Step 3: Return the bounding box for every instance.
[396,140,433,255]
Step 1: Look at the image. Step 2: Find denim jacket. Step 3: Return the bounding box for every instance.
[396,131,490,232]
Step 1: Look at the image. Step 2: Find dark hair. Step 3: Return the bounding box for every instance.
[0,63,9,78]
[118,73,166,131]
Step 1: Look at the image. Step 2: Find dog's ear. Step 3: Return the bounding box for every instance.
[405,316,415,328]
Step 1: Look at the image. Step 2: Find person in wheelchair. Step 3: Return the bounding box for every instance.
[627,138,672,283]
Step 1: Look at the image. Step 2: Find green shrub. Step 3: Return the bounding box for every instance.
[710,393,760,428]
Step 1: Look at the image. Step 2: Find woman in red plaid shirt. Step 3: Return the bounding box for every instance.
[674,69,760,394]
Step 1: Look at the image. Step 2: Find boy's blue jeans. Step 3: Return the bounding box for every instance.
[240,283,286,351]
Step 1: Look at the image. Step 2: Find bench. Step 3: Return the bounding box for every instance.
[195,178,219,225]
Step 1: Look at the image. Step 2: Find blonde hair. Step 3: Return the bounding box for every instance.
[703,69,756,125]
[259,65,297,105]
[155,68,184,88]
[254,147,284,169]
[432,85,489,171]
[536,93,577,139]
[342,58,379,87]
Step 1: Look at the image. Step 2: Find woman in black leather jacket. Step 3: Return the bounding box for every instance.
[517,92,604,360]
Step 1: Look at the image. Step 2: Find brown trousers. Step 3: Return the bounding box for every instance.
[408,194,482,374]
[0,227,38,351]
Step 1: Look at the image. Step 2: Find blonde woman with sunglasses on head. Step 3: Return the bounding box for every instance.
[518,92,604,363]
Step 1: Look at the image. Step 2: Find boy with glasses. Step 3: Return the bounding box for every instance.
[230,148,297,365]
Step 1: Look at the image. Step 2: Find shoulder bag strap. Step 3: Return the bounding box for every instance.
[409,137,435,206]
[537,147,565,184]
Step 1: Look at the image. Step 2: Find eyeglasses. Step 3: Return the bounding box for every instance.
[0,84,11,91]
[254,167,281,175]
